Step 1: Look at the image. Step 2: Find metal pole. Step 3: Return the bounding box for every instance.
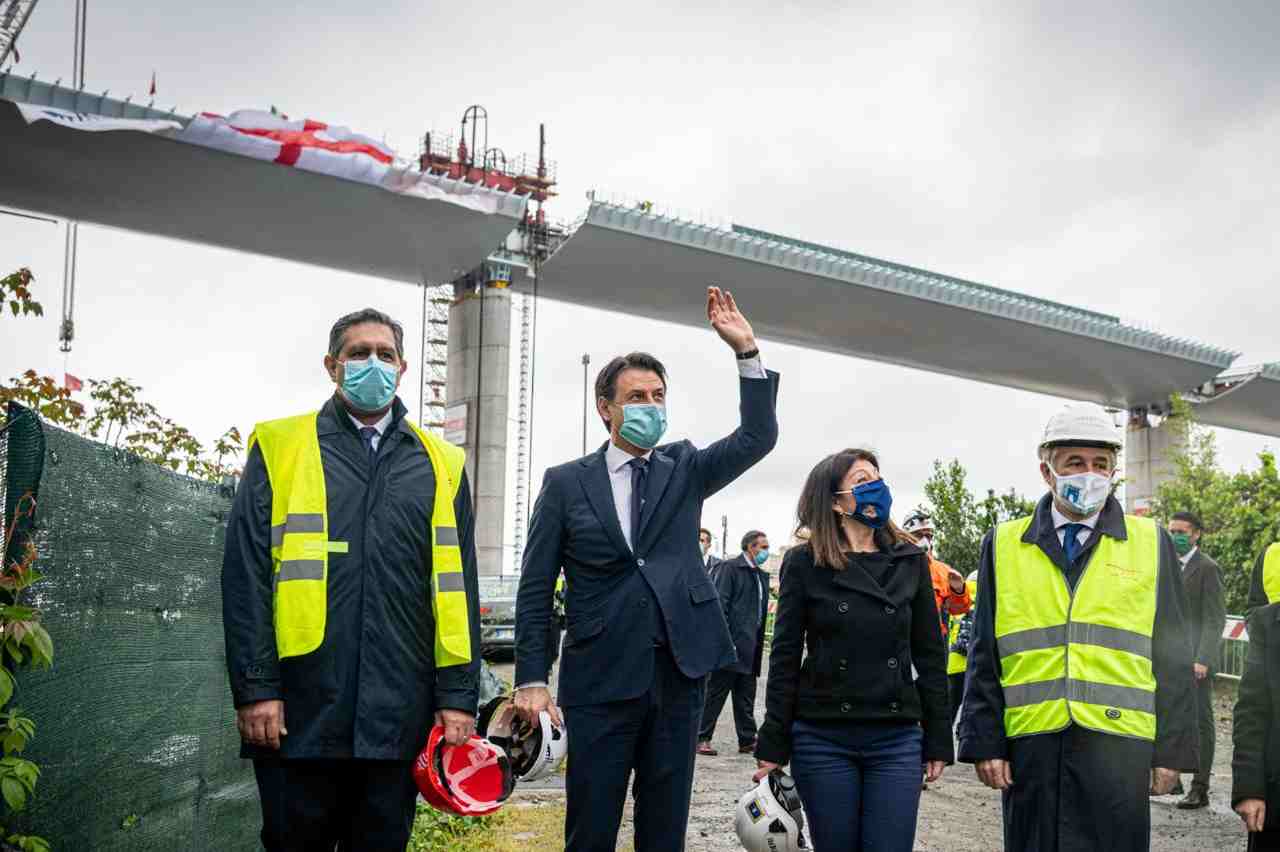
[581,353,590,455]
[721,514,728,558]
[60,0,87,354]
[418,280,428,428]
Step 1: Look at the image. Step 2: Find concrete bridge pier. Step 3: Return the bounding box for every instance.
[447,262,513,577]
[1124,408,1184,515]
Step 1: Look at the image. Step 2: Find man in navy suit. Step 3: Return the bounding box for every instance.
[513,287,779,852]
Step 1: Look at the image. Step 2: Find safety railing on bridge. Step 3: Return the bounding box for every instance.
[1219,614,1250,680]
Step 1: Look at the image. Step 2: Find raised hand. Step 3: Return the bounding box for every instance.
[706,286,757,355]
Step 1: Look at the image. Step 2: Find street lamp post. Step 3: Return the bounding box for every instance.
[581,354,591,455]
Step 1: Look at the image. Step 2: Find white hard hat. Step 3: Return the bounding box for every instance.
[1039,404,1122,452]
[478,697,567,783]
[735,769,809,852]
[902,511,934,535]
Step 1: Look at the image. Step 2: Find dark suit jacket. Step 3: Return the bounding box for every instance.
[705,553,722,574]
[714,553,771,677]
[1232,602,1280,829]
[1181,549,1226,671]
[514,371,780,707]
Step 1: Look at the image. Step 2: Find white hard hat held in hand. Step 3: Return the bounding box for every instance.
[735,768,809,851]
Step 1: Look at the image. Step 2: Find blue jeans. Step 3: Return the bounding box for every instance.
[790,719,923,852]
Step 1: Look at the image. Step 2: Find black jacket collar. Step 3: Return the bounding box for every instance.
[1021,493,1127,545]
[318,394,409,438]
[829,539,924,604]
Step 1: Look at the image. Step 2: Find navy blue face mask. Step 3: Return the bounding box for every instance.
[834,479,893,529]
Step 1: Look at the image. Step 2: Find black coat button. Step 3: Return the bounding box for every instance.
[838,659,848,671]
[884,604,896,615]
[840,702,852,713]
[639,597,648,607]
[890,702,901,713]
[837,601,849,613]
[887,658,899,669]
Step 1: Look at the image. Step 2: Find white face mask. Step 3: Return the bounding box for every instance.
[916,535,933,553]
[1052,470,1113,516]
[700,541,711,556]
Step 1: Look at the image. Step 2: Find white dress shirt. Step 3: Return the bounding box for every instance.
[1051,503,1101,550]
[1179,545,1199,569]
[348,407,394,451]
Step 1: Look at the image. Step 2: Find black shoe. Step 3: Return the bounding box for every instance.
[1176,788,1209,810]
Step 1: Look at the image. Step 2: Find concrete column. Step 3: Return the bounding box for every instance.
[1124,410,1183,514]
[447,266,512,576]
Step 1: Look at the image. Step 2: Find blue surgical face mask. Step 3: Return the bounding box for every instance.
[753,549,770,566]
[617,403,667,450]
[340,356,399,413]
[835,479,893,529]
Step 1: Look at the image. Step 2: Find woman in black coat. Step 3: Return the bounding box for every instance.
[1233,602,1280,850]
[753,448,952,852]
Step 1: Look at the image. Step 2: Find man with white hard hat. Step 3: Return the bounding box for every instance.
[958,403,1198,851]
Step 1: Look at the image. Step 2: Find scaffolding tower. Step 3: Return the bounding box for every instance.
[420,283,453,432]
[511,289,534,570]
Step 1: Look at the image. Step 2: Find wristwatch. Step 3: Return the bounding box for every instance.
[735,348,760,361]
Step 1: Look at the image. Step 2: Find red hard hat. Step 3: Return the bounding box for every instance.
[413,725,514,816]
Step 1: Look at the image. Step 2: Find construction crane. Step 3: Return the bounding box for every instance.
[0,0,40,68]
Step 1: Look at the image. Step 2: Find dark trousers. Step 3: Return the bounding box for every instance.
[564,646,704,852]
[1250,830,1280,851]
[1189,676,1215,791]
[698,668,758,746]
[1004,726,1152,852]
[253,757,419,852]
[789,719,924,852]
[948,671,966,727]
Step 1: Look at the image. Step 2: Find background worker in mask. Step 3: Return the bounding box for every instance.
[1164,511,1225,809]
[701,526,721,573]
[697,530,773,757]
[512,287,779,852]
[221,308,481,852]
[959,403,1197,852]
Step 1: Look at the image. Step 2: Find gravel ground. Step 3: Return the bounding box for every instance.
[491,654,1249,850]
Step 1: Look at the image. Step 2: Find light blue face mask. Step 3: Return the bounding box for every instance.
[753,549,770,567]
[617,403,668,450]
[341,356,399,413]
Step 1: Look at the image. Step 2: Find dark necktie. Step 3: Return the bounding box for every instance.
[1063,523,1087,565]
[359,427,379,467]
[628,457,648,547]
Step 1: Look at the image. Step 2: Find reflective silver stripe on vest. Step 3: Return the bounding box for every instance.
[270,513,326,548]
[1066,679,1155,714]
[1068,623,1152,659]
[435,527,459,547]
[998,625,1068,658]
[277,560,325,582]
[1003,678,1067,708]
[999,623,1151,661]
[436,572,465,593]
[1004,677,1155,714]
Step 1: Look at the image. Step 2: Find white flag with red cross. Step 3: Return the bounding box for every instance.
[176,110,397,187]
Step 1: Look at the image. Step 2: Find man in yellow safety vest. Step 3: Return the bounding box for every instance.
[958,403,1198,851]
[221,308,481,852]
[1248,542,1280,612]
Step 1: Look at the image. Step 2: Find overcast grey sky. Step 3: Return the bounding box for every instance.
[3,0,1278,563]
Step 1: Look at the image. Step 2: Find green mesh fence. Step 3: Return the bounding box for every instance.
[1,404,258,850]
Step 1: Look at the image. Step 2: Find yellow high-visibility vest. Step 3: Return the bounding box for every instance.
[994,514,1159,741]
[1263,544,1280,604]
[249,411,471,666]
[947,578,978,676]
